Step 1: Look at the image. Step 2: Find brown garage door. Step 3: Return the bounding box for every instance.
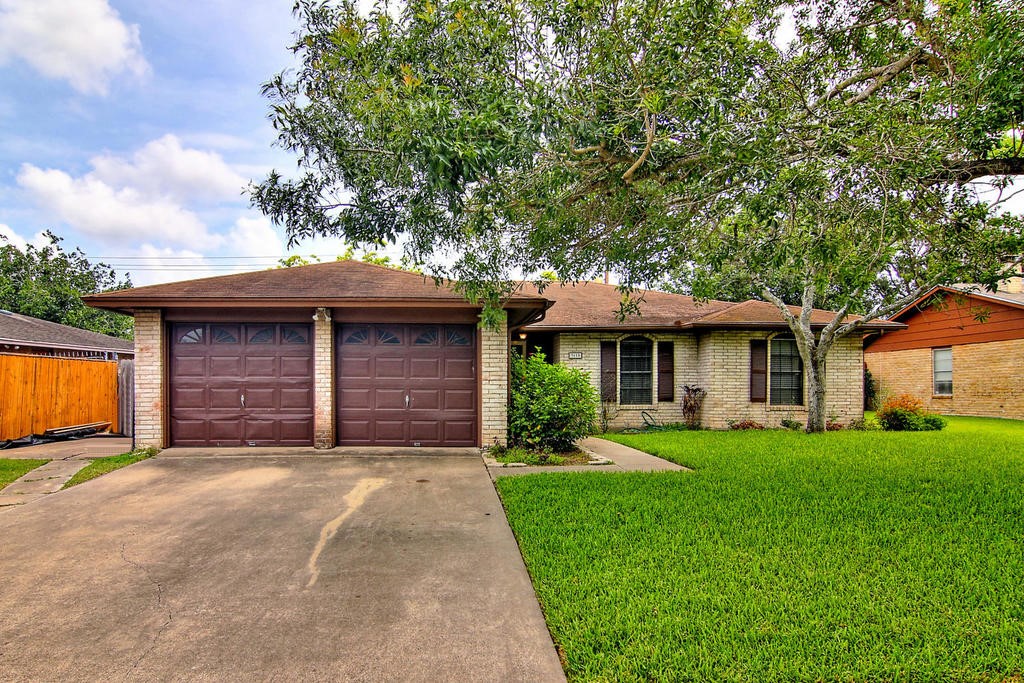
[169,322,314,446]
[336,324,477,446]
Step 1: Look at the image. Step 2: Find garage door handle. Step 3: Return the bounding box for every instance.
[241,394,245,408]
[405,394,410,408]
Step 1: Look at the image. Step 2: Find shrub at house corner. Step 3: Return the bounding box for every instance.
[508,353,598,452]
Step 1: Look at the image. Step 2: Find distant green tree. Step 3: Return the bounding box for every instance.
[0,231,133,338]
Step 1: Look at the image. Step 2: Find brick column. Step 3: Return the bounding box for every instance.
[479,312,508,447]
[313,309,335,449]
[133,308,165,448]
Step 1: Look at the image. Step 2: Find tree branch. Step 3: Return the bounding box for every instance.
[622,112,656,184]
[926,157,1024,184]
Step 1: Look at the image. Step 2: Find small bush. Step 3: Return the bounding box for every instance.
[780,419,803,431]
[508,352,599,451]
[728,419,766,431]
[876,394,946,432]
[680,385,707,429]
[826,420,845,431]
[848,418,880,431]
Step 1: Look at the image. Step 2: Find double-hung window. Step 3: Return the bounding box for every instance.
[770,337,803,405]
[933,347,953,395]
[619,337,653,405]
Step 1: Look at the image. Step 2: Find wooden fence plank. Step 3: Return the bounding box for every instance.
[0,355,121,440]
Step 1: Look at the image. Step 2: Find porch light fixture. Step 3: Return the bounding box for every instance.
[518,332,527,340]
[312,307,332,322]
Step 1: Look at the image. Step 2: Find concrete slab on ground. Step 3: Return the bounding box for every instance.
[0,453,565,682]
[0,434,131,460]
[488,436,687,477]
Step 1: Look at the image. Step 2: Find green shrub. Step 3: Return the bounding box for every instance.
[508,352,598,451]
[875,394,946,432]
[780,418,803,431]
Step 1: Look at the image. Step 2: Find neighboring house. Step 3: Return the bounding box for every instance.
[865,276,1024,420]
[84,260,896,449]
[0,310,133,359]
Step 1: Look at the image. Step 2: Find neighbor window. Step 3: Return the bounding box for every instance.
[619,336,653,405]
[770,337,803,405]
[933,347,953,395]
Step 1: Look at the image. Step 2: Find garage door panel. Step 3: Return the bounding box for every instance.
[374,420,407,442]
[374,389,407,409]
[170,322,313,447]
[444,421,476,444]
[172,356,206,378]
[374,356,406,378]
[409,421,441,442]
[410,357,441,379]
[172,387,206,409]
[245,356,278,378]
[409,389,440,410]
[336,323,477,447]
[280,388,313,409]
[445,358,474,379]
[338,387,371,409]
[338,419,371,442]
[209,356,242,377]
[339,356,371,379]
[443,389,474,411]
[245,387,276,409]
[210,418,244,442]
[209,387,241,409]
[281,356,313,378]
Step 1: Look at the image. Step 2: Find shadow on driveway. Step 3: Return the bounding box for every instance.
[0,453,564,681]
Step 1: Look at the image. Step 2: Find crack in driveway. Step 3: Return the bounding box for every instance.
[120,537,173,680]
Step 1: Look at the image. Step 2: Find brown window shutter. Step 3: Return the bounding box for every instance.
[600,341,617,402]
[657,342,674,402]
[750,339,767,403]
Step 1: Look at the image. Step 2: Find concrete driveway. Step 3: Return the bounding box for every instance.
[0,452,565,682]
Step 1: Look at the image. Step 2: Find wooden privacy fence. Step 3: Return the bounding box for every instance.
[0,354,121,441]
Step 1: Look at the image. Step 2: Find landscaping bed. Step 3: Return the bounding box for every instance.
[495,416,1024,681]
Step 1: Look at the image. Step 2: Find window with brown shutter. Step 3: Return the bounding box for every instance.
[657,342,674,402]
[600,341,617,402]
[750,339,767,403]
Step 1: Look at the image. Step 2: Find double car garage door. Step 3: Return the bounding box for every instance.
[169,322,477,447]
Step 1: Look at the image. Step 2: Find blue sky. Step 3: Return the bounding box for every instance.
[0,0,366,285]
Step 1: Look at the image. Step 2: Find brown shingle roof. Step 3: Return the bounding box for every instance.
[84,259,548,310]
[519,281,901,331]
[517,280,734,329]
[0,310,133,354]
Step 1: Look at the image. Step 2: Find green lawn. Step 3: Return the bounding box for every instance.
[495,416,1024,682]
[62,448,157,489]
[0,459,49,490]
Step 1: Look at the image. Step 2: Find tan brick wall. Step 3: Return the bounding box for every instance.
[313,312,335,448]
[133,308,165,447]
[556,332,700,431]
[866,339,1024,419]
[480,313,508,446]
[697,331,863,428]
[557,330,864,430]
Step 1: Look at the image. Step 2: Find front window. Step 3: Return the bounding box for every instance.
[770,337,803,405]
[933,347,953,395]
[620,337,653,405]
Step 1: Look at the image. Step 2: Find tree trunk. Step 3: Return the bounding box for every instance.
[805,354,828,433]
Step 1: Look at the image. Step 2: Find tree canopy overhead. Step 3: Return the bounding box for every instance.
[254,0,1024,429]
[0,232,134,339]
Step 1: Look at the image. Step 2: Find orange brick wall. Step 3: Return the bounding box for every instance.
[865,339,1024,419]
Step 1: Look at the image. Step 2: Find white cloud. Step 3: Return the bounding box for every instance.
[0,223,27,250]
[17,164,212,246]
[0,0,148,95]
[225,215,286,258]
[90,135,249,203]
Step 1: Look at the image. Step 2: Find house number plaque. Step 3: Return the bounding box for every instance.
[568,352,584,359]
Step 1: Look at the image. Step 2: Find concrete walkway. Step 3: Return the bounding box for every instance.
[488,436,687,477]
[0,435,132,508]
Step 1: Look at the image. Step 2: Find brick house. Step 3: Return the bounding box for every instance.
[84,260,894,448]
[865,276,1024,420]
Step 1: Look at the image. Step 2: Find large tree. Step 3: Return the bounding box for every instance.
[0,231,134,339]
[253,0,1024,430]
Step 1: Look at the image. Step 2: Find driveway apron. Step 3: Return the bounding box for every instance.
[0,453,565,682]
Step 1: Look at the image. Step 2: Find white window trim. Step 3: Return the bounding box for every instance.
[932,347,953,397]
[767,333,806,408]
[612,333,660,409]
